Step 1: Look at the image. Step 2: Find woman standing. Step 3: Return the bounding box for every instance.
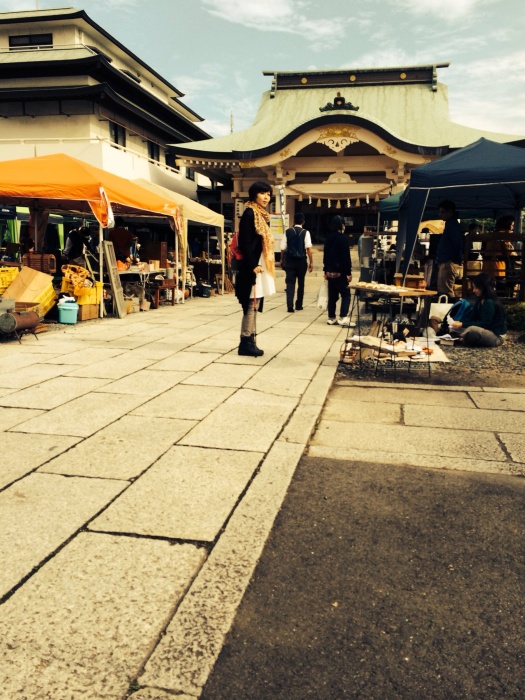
[449,272,507,347]
[235,181,275,356]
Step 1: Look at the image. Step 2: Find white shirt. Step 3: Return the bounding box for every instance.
[280,226,312,251]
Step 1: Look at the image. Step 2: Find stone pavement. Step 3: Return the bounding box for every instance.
[1,264,524,699]
[0,269,341,700]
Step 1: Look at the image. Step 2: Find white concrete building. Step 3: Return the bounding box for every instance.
[0,7,210,200]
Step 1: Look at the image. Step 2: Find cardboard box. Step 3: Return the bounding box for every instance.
[77,304,99,321]
[3,266,56,316]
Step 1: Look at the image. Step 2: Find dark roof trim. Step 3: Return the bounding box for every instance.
[169,114,450,160]
[0,83,204,142]
[0,8,198,110]
[0,53,210,139]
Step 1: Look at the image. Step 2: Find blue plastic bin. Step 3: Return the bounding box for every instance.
[58,302,79,325]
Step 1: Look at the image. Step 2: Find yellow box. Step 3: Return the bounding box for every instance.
[76,282,103,305]
[394,273,426,289]
[0,266,19,294]
[34,283,57,317]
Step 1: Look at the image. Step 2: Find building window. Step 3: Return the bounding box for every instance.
[148,141,160,162]
[9,33,53,49]
[109,121,126,148]
[186,167,195,181]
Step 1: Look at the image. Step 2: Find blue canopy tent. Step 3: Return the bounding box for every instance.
[398,138,525,274]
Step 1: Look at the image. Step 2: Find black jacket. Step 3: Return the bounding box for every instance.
[235,207,265,307]
[323,232,352,276]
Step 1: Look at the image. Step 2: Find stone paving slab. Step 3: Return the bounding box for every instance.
[65,353,155,379]
[190,336,239,354]
[179,389,296,453]
[498,433,525,466]
[338,379,483,392]
[469,391,525,411]
[94,369,190,396]
[40,415,196,480]
[301,364,340,407]
[0,474,127,598]
[42,346,125,365]
[149,350,221,372]
[140,440,305,697]
[10,392,146,437]
[90,446,264,542]
[131,384,235,421]
[307,445,515,476]
[310,420,507,462]
[0,433,81,489]
[330,385,475,408]
[126,343,189,360]
[0,407,44,431]
[279,403,323,445]
[181,362,259,388]
[481,386,525,394]
[0,362,81,390]
[133,690,194,700]
[0,533,206,699]
[322,396,402,424]
[0,376,110,409]
[0,352,60,373]
[404,403,525,434]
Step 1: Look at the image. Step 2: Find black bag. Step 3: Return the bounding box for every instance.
[284,228,306,260]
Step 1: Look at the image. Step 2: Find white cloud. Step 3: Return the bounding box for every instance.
[393,0,490,20]
[200,0,350,51]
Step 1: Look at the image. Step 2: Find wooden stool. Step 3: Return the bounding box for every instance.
[153,279,176,308]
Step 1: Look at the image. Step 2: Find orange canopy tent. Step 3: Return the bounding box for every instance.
[0,152,186,309]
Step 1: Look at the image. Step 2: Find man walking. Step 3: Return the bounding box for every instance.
[437,200,463,298]
[281,213,313,312]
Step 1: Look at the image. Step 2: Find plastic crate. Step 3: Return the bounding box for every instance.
[34,283,57,317]
[0,266,19,294]
[76,281,103,305]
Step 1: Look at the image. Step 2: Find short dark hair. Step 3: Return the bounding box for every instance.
[294,212,305,225]
[114,216,126,227]
[248,181,272,201]
[495,215,514,231]
[438,200,456,213]
[331,215,344,231]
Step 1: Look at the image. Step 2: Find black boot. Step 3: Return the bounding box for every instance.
[250,333,264,357]
[238,335,264,357]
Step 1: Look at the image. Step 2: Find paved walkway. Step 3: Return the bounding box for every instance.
[1,264,524,699]
[0,269,342,700]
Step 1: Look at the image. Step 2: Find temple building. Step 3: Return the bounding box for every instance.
[169,65,524,239]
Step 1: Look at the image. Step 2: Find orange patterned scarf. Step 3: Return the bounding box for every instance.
[245,201,275,277]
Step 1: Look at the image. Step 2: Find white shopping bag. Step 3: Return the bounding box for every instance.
[429,294,453,321]
[317,280,328,310]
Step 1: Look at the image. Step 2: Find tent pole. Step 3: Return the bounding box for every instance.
[99,224,104,318]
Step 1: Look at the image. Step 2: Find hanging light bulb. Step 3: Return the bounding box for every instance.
[308,195,312,205]
[316,198,321,207]
[336,199,341,209]
[327,199,331,208]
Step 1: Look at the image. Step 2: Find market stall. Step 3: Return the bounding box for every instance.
[133,179,225,293]
[397,138,525,298]
[0,153,184,316]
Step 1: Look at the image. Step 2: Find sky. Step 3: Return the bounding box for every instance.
[1,0,524,140]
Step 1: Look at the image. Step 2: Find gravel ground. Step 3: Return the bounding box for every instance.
[337,321,525,388]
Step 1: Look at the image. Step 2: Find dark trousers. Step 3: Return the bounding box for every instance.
[285,259,307,309]
[327,275,350,319]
